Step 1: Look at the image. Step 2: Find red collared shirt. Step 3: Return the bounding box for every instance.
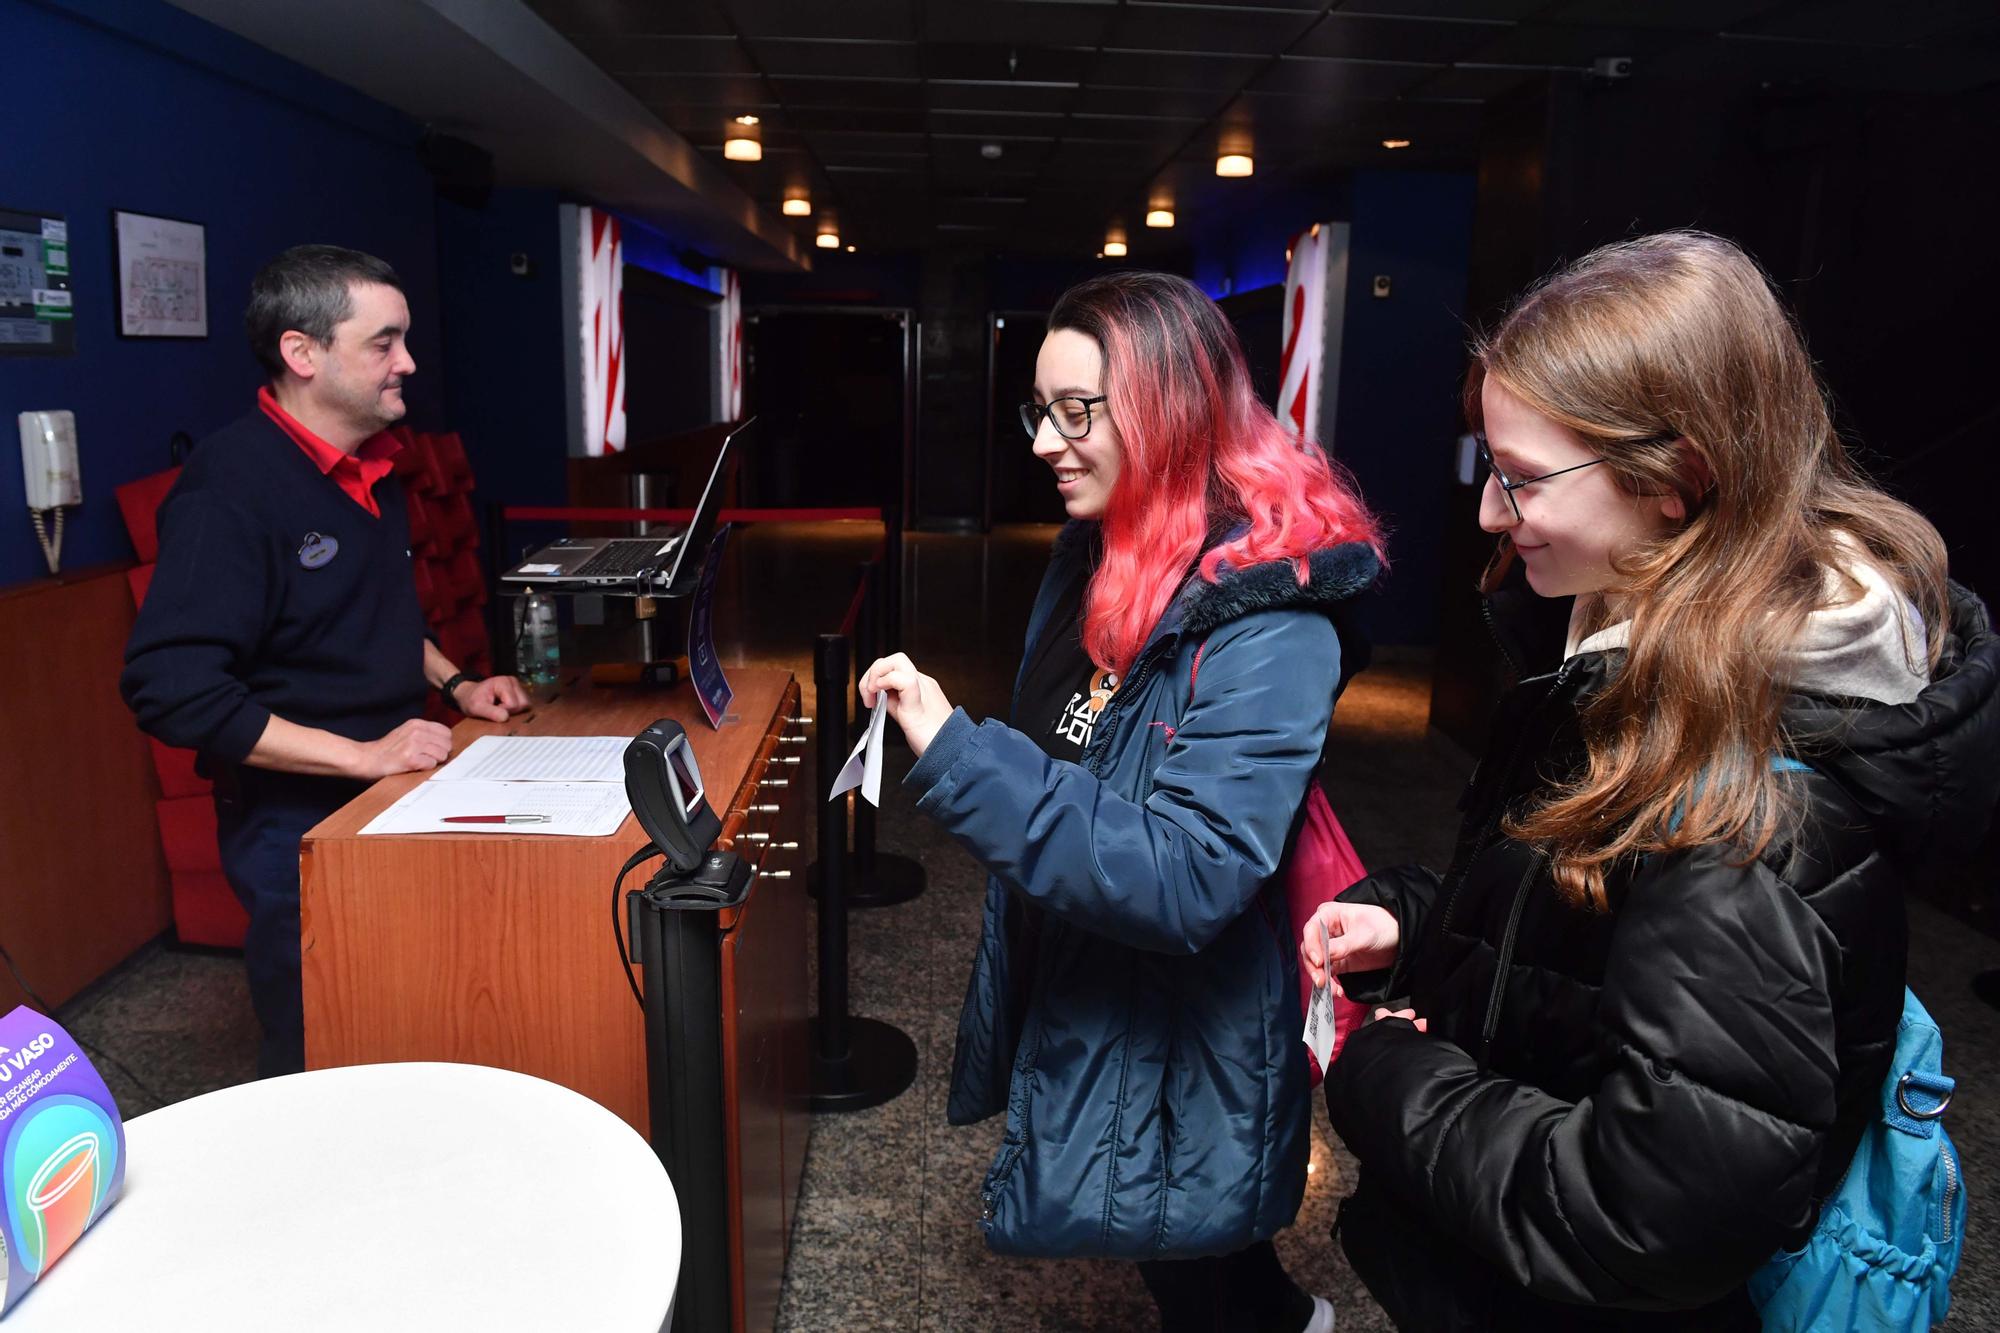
[257,386,401,518]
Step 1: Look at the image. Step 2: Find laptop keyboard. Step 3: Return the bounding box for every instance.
[573,538,679,578]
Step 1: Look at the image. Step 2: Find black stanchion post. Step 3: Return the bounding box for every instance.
[814,563,927,911]
[808,630,918,1112]
[852,561,880,877]
[882,503,904,650]
[813,633,851,1065]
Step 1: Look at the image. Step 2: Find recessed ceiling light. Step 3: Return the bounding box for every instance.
[1382,138,1411,150]
[845,244,856,253]
[735,115,760,126]
[1215,153,1253,178]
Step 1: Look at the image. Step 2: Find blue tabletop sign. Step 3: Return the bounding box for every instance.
[688,523,734,729]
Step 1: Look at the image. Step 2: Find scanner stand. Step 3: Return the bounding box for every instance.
[628,848,754,1333]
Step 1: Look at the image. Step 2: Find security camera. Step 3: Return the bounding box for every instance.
[1591,55,1633,80]
[508,252,533,277]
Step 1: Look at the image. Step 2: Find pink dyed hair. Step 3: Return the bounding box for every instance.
[1048,271,1383,674]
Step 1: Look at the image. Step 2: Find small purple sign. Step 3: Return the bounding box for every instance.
[687,522,735,729]
[0,1006,125,1315]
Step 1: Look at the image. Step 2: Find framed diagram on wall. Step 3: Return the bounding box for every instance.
[113,210,207,339]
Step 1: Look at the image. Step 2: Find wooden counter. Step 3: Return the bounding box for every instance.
[300,667,809,1333]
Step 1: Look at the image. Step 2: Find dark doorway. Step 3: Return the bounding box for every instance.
[744,306,911,512]
[986,311,1066,526]
[622,266,721,444]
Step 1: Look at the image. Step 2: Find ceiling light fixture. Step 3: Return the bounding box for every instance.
[816,231,840,249]
[782,187,811,216]
[1215,153,1254,178]
[845,244,856,253]
[1103,222,1128,258]
[1145,208,1175,228]
[1382,138,1411,150]
[724,116,762,161]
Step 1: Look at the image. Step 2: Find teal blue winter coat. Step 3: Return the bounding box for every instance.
[904,521,1379,1260]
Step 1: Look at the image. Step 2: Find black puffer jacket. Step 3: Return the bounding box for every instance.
[1326,582,2000,1331]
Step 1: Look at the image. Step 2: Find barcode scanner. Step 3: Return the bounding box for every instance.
[623,719,722,874]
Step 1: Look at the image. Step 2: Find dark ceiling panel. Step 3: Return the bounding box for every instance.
[1735,0,1999,46]
[622,72,771,110]
[926,80,1078,113]
[1544,0,1787,29]
[769,77,925,111]
[747,38,922,79]
[1103,5,1322,55]
[1292,12,1502,63]
[1330,0,1549,18]
[921,0,1122,47]
[928,109,1068,138]
[1090,49,1271,89]
[1396,64,1539,100]
[1452,22,1710,68]
[722,0,917,43]
[1257,55,1441,99]
[527,0,734,39]
[1072,83,1231,118]
[566,33,753,75]
[922,42,1097,83]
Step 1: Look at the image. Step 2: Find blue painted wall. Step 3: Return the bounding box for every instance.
[432,189,565,518]
[0,0,443,587]
[1192,168,1475,645]
[1332,170,1477,647]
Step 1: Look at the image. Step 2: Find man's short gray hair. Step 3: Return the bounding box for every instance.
[244,245,403,380]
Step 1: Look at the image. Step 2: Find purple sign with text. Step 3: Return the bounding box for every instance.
[0,1007,125,1315]
[688,522,735,729]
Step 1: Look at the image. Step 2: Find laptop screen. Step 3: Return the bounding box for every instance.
[658,416,752,593]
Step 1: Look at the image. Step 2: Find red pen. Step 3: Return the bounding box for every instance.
[439,814,552,824]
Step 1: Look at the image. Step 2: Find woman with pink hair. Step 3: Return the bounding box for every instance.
[862,271,1382,1332]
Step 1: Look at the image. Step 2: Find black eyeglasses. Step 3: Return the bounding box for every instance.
[1475,433,1608,522]
[1020,395,1107,441]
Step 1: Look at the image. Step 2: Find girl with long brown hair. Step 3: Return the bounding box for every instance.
[1302,231,1999,1329]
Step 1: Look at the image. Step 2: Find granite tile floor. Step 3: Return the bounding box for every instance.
[53,525,2000,1330]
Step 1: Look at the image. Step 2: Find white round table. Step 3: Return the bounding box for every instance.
[4,1062,680,1331]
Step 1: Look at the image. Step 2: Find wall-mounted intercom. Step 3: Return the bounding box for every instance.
[18,410,80,575]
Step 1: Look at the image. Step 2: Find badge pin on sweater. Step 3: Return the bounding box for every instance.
[1304,916,1340,1070]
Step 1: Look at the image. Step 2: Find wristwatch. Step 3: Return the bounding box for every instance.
[440,671,482,713]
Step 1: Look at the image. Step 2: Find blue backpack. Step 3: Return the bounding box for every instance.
[1749,987,1965,1331]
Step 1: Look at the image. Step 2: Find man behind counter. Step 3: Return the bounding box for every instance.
[123,244,529,1077]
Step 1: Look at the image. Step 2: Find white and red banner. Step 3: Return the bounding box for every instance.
[1278,221,1350,449]
[559,204,626,457]
[716,267,742,421]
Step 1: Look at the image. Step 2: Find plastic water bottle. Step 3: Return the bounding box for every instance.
[514,590,560,702]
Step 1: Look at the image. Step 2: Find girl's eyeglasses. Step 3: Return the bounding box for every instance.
[1020,395,1107,441]
[1476,433,1608,522]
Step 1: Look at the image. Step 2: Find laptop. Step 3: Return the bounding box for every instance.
[502,417,752,596]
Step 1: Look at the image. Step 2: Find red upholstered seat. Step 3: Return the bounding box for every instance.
[157,795,222,873]
[170,871,250,949]
[446,548,486,608]
[114,468,181,564]
[432,431,473,487]
[407,490,441,557]
[149,737,208,799]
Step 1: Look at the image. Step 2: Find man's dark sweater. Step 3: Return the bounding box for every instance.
[121,410,428,781]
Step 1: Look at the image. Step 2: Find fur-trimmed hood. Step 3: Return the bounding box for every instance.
[1045,518,1382,653]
